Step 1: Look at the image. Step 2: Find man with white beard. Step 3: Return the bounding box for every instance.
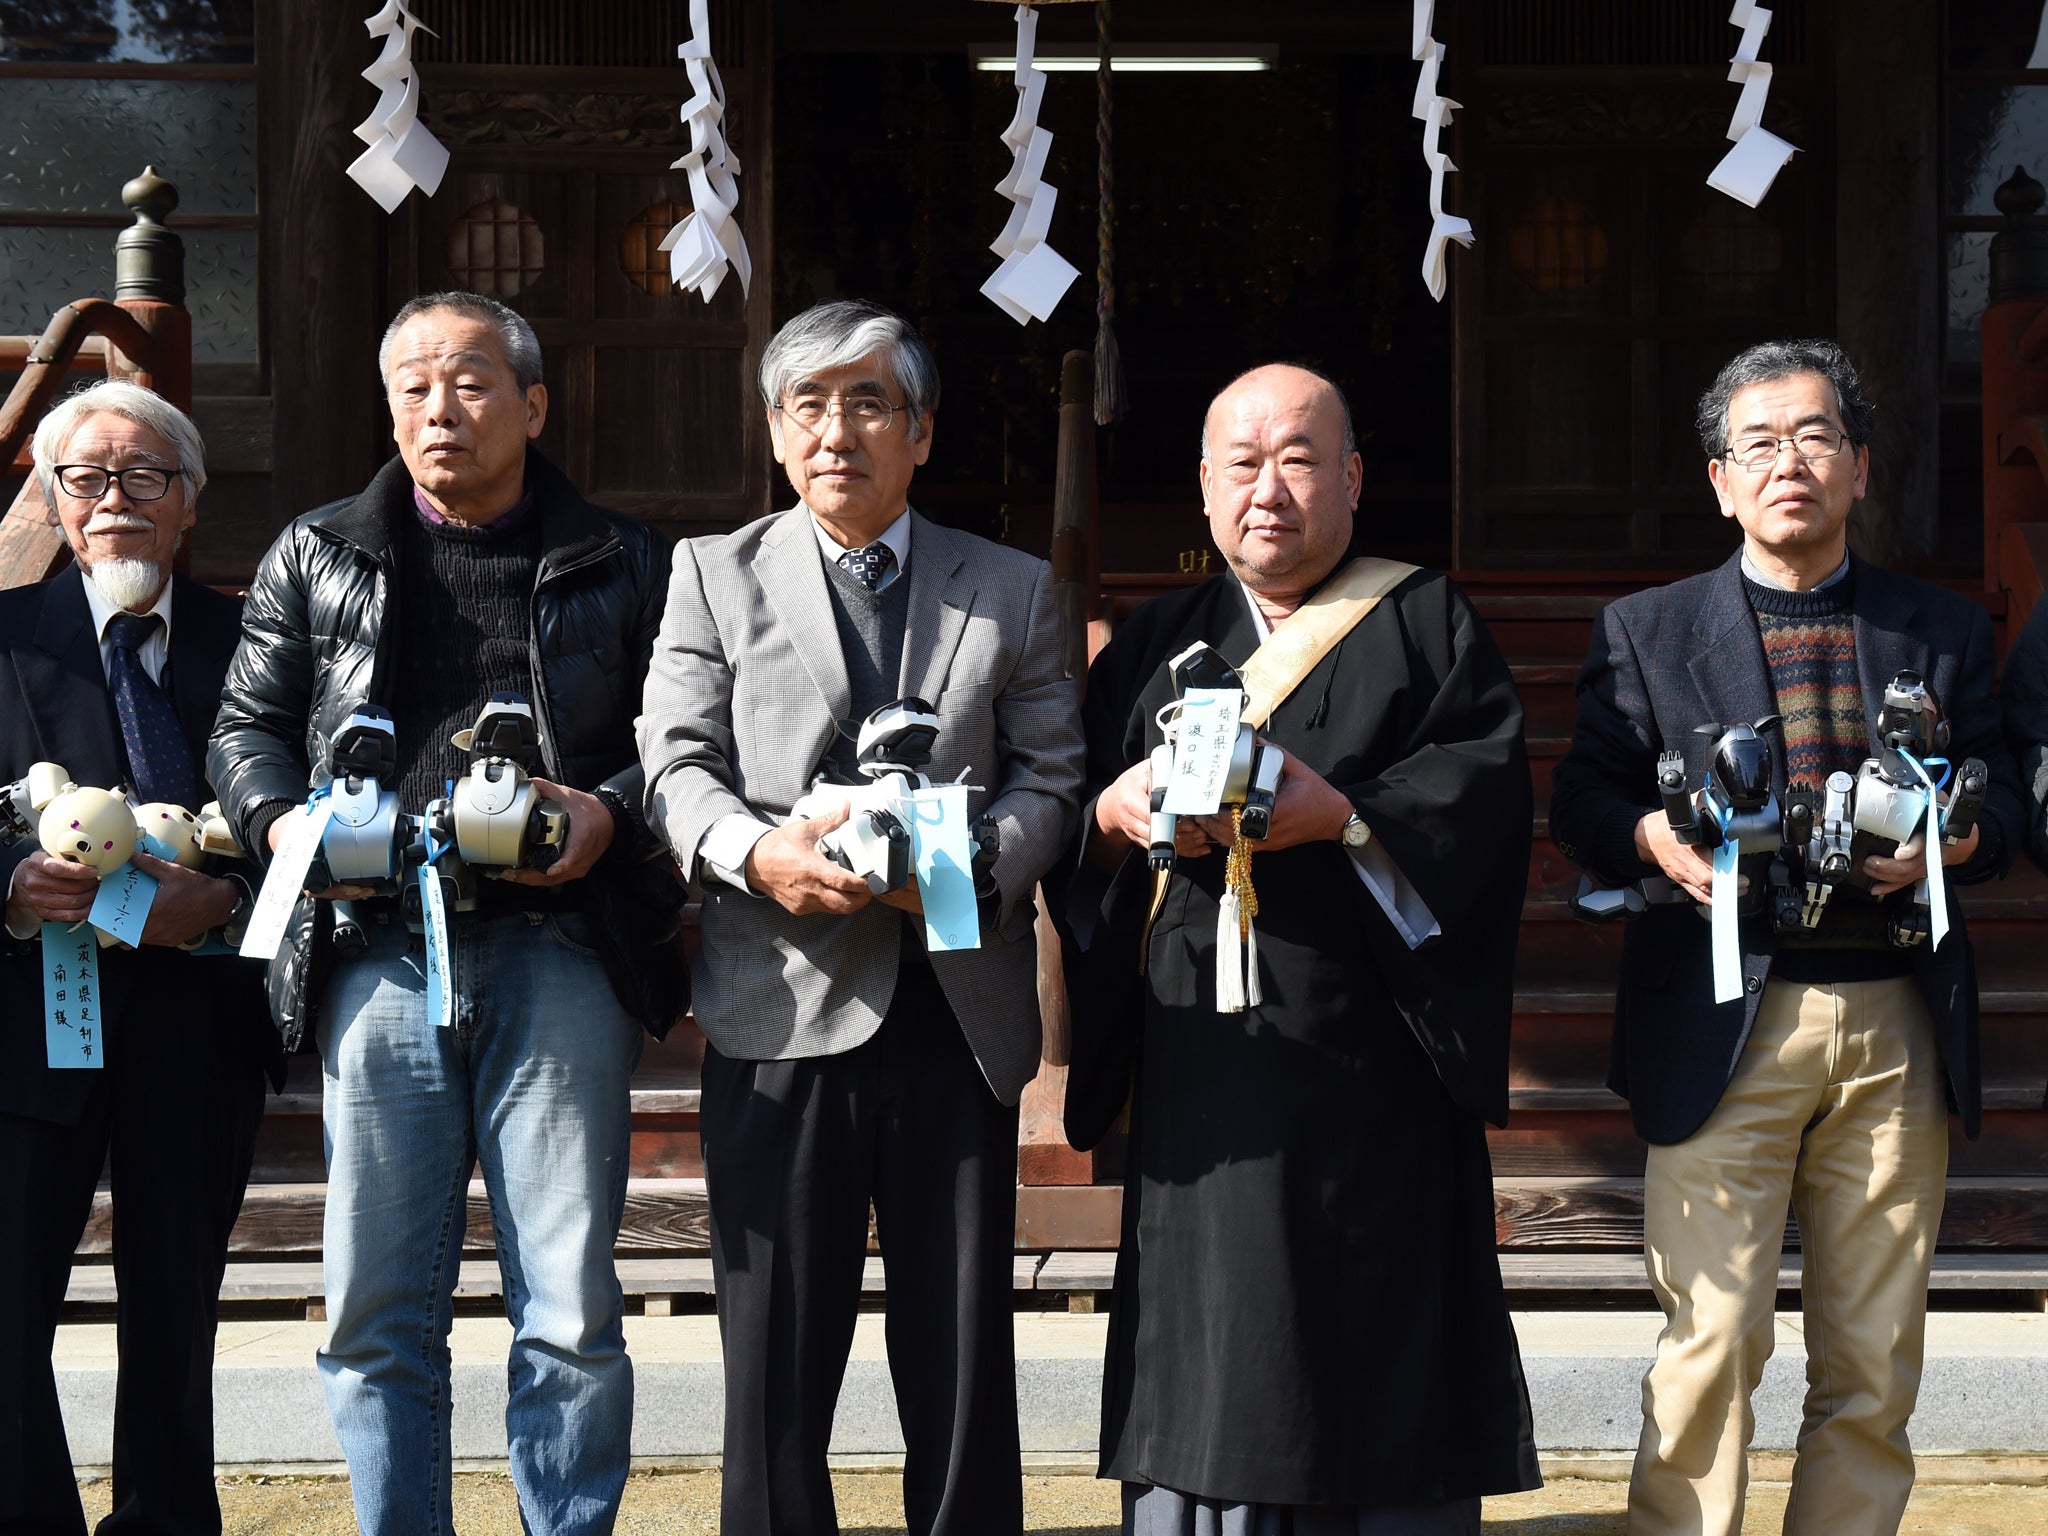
[0,381,279,1533]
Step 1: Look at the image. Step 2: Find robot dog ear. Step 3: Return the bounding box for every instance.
[1754,714,1784,735]
[1168,642,1244,696]
[1692,723,1722,740]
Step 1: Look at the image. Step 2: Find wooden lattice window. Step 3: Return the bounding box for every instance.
[619,199,685,296]
[1507,199,1609,293]
[444,199,545,298]
[1680,202,1784,297]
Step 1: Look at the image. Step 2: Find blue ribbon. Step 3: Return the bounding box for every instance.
[1708,798,1744,1004]
[1897,751,1951,951]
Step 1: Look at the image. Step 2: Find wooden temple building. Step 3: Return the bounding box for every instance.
[5,0,2048,1311]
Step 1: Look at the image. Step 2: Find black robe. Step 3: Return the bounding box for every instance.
[1054,564,1541,1509]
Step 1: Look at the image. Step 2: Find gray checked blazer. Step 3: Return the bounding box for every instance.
[637,505,1085,1104]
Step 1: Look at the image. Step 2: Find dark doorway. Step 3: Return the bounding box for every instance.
[773,3,1454,574]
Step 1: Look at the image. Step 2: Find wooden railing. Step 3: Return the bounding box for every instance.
[0,167,192,590]
[1986,165,2048,642]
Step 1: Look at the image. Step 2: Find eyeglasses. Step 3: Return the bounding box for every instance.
[1720,428,1852,472]
[52,464,183,502]
[778,394,907,435]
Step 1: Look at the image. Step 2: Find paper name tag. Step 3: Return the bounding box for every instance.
[906,785,982,953]
[1160,689,1242,816]
[419,863,453,1028]
[43,922,103,1069]
[241,801,335,960]
[88,860,158,948]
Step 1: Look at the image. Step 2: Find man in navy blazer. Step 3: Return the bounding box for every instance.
[0,382,277,1534]
[1550,340,2020,1536]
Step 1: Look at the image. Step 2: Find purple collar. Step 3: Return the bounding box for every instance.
[412,483,536,534]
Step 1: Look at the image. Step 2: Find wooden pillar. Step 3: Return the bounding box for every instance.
[1833,0,1941,564]
[1017,348,1100,1189]
[258,0,391,524]
[1050,349,1097,685]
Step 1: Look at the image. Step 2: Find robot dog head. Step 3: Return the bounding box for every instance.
[452,693,544,772]
[1168,642,1245,698]
[1876,671,1947,759]
[329,706,398,786]
[1697,716,1782,812]
[854,698,940,777]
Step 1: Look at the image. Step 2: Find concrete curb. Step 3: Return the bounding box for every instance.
[55,1311,2048,1467]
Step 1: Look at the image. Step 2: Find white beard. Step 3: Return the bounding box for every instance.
[86,557,168,614]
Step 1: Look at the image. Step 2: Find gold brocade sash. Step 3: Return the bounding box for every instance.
[1139,555,1420,969]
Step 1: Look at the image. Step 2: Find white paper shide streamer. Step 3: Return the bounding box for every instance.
[659,0,752,303]
[1708,0,1799,207]
[981,5,1081,326]
[1412,1,1473,303]
[346,0,449,214]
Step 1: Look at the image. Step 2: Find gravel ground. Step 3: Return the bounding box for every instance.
[75,1473,2048,1534]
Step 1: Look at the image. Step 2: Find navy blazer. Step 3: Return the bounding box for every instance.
[0,567,279,1127]
[1548,550,2021,1145]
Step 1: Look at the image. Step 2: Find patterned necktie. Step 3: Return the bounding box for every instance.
[105,611,199,810]
[837,542,897,591]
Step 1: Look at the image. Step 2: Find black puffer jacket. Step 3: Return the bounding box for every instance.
[207,448,687,1044]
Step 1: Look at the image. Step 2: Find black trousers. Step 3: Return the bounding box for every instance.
[701,959,1024,1536]
[0,1011,266,1536]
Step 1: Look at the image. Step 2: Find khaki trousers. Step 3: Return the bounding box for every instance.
[1628,977,1949,1536]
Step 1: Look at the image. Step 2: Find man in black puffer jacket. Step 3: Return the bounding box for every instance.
[207,291,682,1536]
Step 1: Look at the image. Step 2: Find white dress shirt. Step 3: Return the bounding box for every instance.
[1241,586,1440,950]
[696,508,914,892]
[81,566,175,686]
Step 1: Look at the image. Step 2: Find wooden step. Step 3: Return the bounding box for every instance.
[64,1254,1049,1309]
[1494,1176,2048,1250]
[1486,1108,2048,1179]
[78,1176,2048,1263]
[1035,1249,2048,1299]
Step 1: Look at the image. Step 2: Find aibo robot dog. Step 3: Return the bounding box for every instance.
[1,762,73,850]
[1786,671,1988,947]
[311,706,416,892]
[1145,643,1284,873]
[1571,719,1789,926]
[789,698,1002,901]
[442,692,567,873]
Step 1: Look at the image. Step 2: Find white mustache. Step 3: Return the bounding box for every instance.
[84,515,154,535]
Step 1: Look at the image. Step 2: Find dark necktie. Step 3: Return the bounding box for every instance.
[837,542,897,591]
[106,612,199,810]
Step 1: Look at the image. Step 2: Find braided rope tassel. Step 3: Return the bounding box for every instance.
[1092,0,1129,425]
[1216,809,1261,1012]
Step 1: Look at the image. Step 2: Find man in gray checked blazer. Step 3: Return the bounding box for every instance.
[638,299,1083,1536]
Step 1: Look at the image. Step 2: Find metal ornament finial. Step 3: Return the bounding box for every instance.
[115,166,184,304]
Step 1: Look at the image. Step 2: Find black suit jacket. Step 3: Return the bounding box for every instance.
[0,567,279,1127]
[1548,550,2021,1145]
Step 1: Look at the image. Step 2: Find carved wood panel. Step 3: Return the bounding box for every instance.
[391,0,772,538]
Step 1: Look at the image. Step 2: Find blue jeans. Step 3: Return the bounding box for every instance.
[316,908,641,1536]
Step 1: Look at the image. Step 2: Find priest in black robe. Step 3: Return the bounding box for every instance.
[1056,364,1540,1534]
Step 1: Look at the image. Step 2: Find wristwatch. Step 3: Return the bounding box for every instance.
[1340,812,1372,849]
[591,782,636,838]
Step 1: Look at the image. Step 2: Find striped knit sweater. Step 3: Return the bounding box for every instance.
[1744,569,1909,975]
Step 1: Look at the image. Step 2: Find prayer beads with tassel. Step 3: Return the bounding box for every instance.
[1215,808,1262,1012]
